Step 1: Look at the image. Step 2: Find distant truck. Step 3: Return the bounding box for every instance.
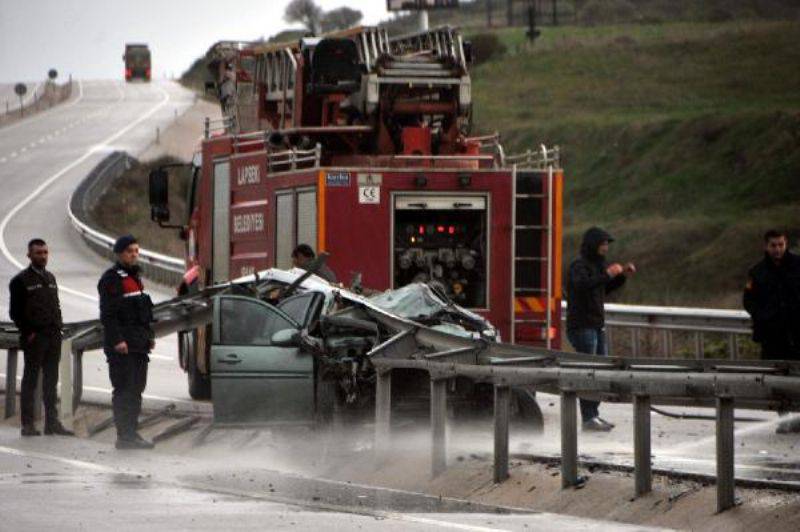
[123,44,151,82]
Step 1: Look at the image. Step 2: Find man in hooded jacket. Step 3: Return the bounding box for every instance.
[566,227,635,432]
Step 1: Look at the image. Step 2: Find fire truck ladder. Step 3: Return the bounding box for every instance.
[389,26,468,69]
[508,145,561,348]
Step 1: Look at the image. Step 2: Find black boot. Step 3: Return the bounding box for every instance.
[44,420,75,436]
[21,425,41,437]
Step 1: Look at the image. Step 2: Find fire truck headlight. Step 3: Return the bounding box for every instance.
[458,174,471,188]
[414,175,428,188]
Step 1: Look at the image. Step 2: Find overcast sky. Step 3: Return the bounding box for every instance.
[0,0,396,83]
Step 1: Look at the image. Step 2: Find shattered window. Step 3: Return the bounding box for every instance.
[220,297,295,346]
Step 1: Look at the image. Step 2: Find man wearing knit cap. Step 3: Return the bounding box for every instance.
[97,235,155,449]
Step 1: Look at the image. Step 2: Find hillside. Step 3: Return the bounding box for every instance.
[470,20,800,307]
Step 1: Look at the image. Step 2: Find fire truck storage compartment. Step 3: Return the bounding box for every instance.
[213,160,231,283]
[275,187,317,269]
[393,194,487,308]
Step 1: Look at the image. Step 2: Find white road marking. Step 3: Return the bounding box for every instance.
[0,445,124,475]
[0,83,171,303]
[0,445,507,531]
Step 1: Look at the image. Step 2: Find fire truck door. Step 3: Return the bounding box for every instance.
[212,160,231,283]
[210,295,314,423]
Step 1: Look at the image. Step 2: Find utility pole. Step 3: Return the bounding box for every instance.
[507,0,513,27]
[552,0,558,25]
[486,0,493,28]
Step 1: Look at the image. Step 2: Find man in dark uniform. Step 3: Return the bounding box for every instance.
[292,244,338,284]
[743,230,800,360]
[743,230,800,434]
[9,239,73,436]
[566,227,635,432]
[98,235,155,449]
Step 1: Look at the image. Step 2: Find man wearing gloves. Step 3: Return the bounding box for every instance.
[98,235,155,449]
[566,227,635,432]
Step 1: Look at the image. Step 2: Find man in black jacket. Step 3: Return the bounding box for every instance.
[98,235,155,449]
[743,230,800,434]
[743,230,800,360]
[566,227,635,432]
[9,239,73,436]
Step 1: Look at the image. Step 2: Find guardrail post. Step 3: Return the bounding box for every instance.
[59,338,74,430]
[493,385,511,483]
[661,330,672,358]
[631,329,640,357]
[728,334,739,360]
[431,376,447,477]
[716,396,736,512]
[694,332,704,359]
[633,394,652,496]
[560,390,578,487]
[375,368,392,460]
[4,349,18,419]
[72,349,83,410]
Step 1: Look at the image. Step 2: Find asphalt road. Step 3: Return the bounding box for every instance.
[0,79,199,410]
[0,426,664,531]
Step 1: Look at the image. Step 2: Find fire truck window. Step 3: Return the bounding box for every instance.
[219,298,295,346]
[393,196,488,308]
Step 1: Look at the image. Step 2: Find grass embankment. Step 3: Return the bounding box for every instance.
[89,156,191,258]
[472,20,800,307]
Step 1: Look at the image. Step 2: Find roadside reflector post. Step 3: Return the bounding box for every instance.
[4,349,18,419]
[374,368,392,461]
[633,394,652,497]
[716,396,736,512]
[560,390,578,488]
[430,375,448,477]
[59,338,74,430]
[493,384,511,483]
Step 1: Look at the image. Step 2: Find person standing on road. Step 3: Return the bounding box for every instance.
[9,239,74,437]
[566,227,635,432]
[743,230,800,360]
[98,235,155,450]
[743,230,800,434]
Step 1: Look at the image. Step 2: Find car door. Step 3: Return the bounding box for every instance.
[211,295,313,424]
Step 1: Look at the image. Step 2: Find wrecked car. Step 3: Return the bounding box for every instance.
[209,267,542,430]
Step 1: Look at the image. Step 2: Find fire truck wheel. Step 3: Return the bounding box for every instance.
[511,387,544,434]
[182,330,211,400]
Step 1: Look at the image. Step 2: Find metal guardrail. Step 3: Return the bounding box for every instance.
[368,324,800,514]
[67,151,185,287]
[596,303,751,360]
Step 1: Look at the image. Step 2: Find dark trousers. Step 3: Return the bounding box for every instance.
[21,332,62,427]
[567,327,607,423]
[107,353,149,439]
[761,337,800,361]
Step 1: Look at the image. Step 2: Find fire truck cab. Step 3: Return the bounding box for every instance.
[150,26,563,400]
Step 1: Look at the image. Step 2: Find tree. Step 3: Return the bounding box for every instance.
[284,0,323,35]
[321,7,363,33]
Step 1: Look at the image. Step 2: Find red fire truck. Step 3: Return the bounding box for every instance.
[151,26,563,399]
